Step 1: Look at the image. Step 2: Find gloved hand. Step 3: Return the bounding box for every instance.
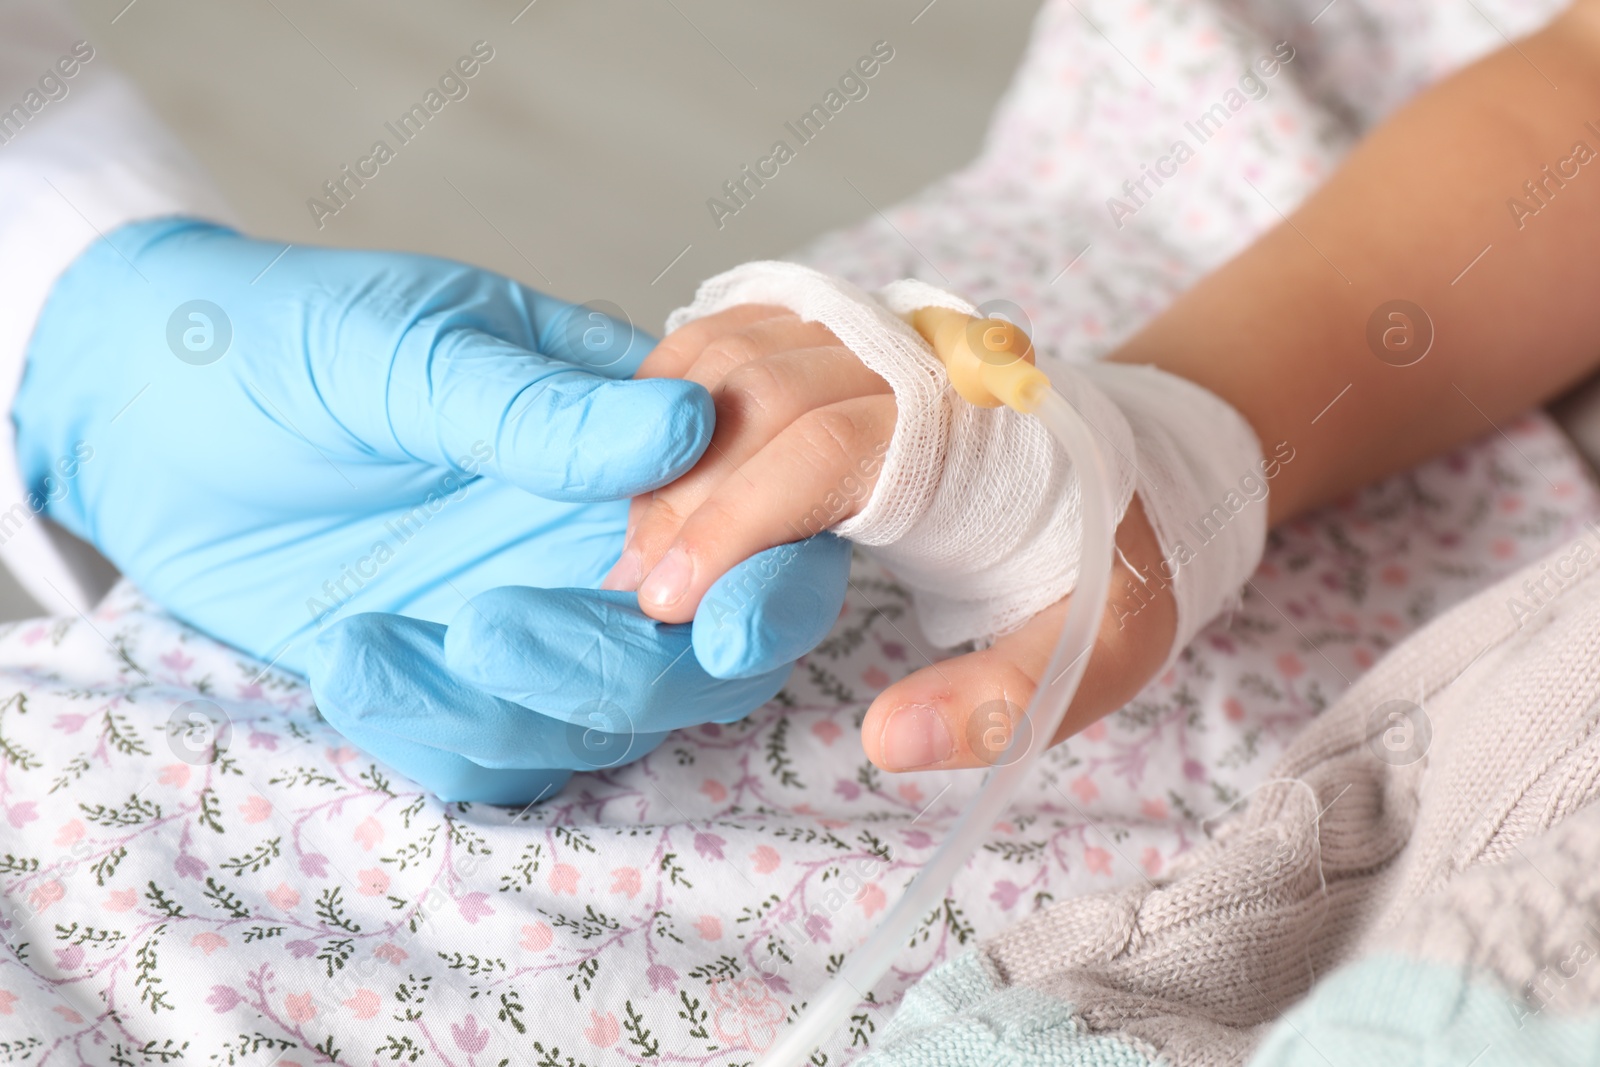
[15,217,850,803]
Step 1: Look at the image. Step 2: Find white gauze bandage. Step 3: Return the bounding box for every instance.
[667,262,1269,672]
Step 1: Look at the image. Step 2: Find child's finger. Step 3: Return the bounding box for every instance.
[632,394,897,623]
[634,304,790,380]
[858,496,1177,772]
[678,315,844,390]
[623,495,651,546]
[606,347,891,592]
[636,306,833,384]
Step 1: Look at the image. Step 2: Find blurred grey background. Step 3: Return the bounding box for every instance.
[0,0,1044,621]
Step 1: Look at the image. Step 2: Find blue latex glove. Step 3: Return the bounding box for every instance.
[16,218,850,803]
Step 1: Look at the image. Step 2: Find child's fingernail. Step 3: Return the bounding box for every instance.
[639,546,693,608]
[880,704,952,771]
[601,548,642,591]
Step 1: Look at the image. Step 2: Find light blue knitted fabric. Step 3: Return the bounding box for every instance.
[861,951,1600,1066]
[1251,954,1600,1067]
[858,952,1158,1066]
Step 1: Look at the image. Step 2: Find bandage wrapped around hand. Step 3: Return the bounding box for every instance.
[666,262,1269,673]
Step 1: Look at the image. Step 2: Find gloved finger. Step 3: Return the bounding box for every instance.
[309,612,665,777]
[443,587,792,732]
[528,295,657,380]
[634,395,896,624]
[691,533,852,680]
[323,703,573,806]
[859,497,1177,772]
[604,347,890,592]
[391,325,714,502]
[307,627,576,809]
[634,304,795,380]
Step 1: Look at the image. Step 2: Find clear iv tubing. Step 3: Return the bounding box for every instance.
[757,377,1117,1066]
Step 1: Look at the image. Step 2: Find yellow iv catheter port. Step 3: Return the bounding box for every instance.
[757,306,1119,1065]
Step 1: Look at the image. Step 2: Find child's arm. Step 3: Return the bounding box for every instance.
[613,0,1600,772]
[1124,0,1600,528]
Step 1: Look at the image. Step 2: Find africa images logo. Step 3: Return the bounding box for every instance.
[1104,41,1296,230]
[305,42,496,229]
[705,41,895,230]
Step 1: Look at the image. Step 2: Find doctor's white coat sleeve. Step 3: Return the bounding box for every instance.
[0,0,236,614]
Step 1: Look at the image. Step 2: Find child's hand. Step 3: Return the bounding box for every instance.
[602,304,896,620]
[859,491,1174,772]
[606,303,1177,773]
